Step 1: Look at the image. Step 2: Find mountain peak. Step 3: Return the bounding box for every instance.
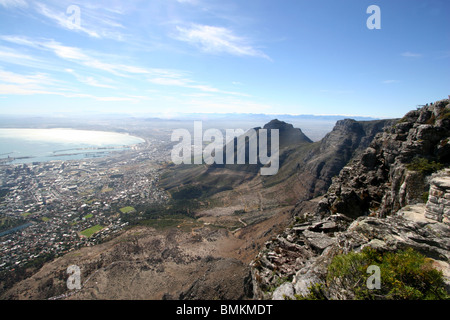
[263,119,313,146]
[263,119,294,130]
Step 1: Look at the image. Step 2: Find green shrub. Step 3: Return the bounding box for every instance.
[301,247,449,300]
[438,109,450,121]
[406,157,444,175]
[295,283,328,300]
[422,192,429,203]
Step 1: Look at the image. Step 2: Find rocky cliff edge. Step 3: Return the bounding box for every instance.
[250,99,450,299]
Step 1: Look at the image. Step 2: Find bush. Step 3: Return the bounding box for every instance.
[422,192,429,203]
[406,157,444,175]
[304,247,449,300]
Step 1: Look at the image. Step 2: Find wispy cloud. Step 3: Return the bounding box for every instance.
[65,69,116,89]
[0,46,45,69]
[320,89,354,95]
[382,80,399,84]
[0,69,54,86]
[0,35,252,104]
[35,2,100,38]
[0,36,148,77]
[401,51,422,58]
[176,0,199,4]
[0,68,137,102]
[0,68,69,96]
[147,70,249,96]
[0,0,28,9]
[32,1,128,41]
[174,24,270,60]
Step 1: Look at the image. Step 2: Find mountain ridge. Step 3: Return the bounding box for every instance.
[250,98,450,300]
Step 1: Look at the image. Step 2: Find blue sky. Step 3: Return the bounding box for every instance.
[0,0,448,118]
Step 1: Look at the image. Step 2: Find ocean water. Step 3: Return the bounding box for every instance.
[0,128,145,164]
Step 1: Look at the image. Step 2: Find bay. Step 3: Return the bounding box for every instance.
[0,128,145,164]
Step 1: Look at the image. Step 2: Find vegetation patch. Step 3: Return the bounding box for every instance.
[297,247,449,300]
[422,191,429,203]
[80,224,104,238]
[406,157,443,175]
[437,108,450,121]
[119,206,136,214]
[139,216,202,231]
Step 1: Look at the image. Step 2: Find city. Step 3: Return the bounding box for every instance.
[0,135,171,272]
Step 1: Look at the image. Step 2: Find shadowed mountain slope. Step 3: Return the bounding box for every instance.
[160,118,394,205]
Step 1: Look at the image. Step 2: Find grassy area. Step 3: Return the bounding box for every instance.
[120,206,136,214]
[41,217,50,222]
[80,224,104,238]
[138,214,203,231]
[139,218,183,230]
[83,213,93,219]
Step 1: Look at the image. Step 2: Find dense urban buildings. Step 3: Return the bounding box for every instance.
[0,136,170,271]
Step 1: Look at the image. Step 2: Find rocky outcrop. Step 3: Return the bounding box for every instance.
[282,118,395,201]
[251,199,450,300]
[318,99,450,219]
[250,99,450,299]
[425,169,450,224]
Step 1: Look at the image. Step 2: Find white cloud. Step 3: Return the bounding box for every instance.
[0,46,43,68]
[65,69,116,89]
[0,81,137,102]
[0,36,150,77]
[147,72,249,97]
[0,35,251,103]
[45,41,91,61]
[174,24,270,60]
[320,89,354,95]
[0,68,138,103]
[33,2,128,41]
[35,2,100,38]
[176,0,199,4]
[382,80,399,84]
[0,35,37,47]
[0,0,27,8]
[401,52,422,58]
[0,68,58,87]
[0,68,66,96]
